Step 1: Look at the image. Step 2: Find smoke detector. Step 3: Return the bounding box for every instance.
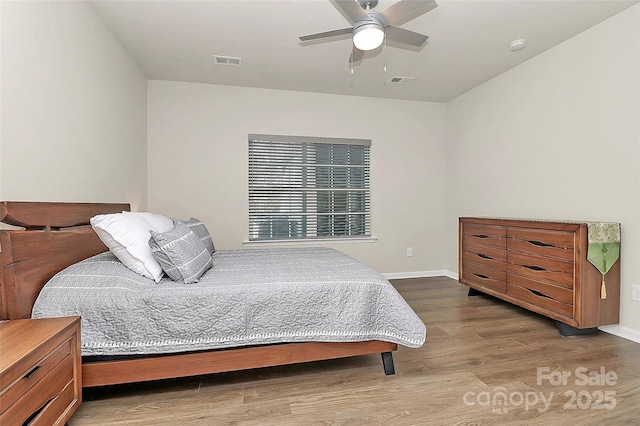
[509,39,526,51]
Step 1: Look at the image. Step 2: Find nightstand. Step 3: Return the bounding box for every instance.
[1,316,81,425]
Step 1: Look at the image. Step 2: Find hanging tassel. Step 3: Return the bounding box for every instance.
[600,274,607,299]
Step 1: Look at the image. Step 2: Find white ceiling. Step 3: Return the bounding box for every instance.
[90,0,638,102]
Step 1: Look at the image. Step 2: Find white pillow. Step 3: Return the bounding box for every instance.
[90,212,169,282]
[124,211,174,233]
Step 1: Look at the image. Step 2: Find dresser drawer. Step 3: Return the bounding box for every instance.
[507,283,574,318]
[508,273,574,304]
[462,243,506,270]
[507,228,575,261]
[507,252,574,289]
[462,224,506,249]
[461,261,506,293]
[0,340,71,413]
[0,353,74,426]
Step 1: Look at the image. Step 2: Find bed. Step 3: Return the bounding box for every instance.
[0,201,426,387]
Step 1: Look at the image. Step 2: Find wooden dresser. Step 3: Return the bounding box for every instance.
[459,218,620,334]
[0,316,81,425]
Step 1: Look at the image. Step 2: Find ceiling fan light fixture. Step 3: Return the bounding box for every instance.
[353,23,384,51]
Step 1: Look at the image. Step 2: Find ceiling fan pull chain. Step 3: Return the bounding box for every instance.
[351,44,354,75]
[384,30,387,72]
[351,43,355,79]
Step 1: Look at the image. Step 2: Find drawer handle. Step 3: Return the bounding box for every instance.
[528,289,552,299]
[528,240,554,248]
[524,265,546,272]
[477,253,493,260]
[473,273,490,279]
[24,365,42,378]
[473,234,489,239]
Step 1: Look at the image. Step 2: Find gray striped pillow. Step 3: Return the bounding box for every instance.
[149,223,213,284]
[177,218,215,255]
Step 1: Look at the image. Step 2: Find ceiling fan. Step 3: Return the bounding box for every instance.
[299,0,438,64]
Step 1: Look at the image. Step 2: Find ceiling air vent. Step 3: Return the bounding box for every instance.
[387,76,415,85]
[214,55,242,66]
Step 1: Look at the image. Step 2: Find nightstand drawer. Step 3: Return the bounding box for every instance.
[0,353,74,426]
[0,317,81,426]
[0,339,72,413]
[26,379,76,426]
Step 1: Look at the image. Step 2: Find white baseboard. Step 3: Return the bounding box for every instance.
[444,270,458,280]
[598,324,640,344]
[383,270,458,280]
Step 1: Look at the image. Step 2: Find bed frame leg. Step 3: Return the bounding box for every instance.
[381,352,395,375]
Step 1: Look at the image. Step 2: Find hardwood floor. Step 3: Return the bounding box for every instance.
[69,277,640,425]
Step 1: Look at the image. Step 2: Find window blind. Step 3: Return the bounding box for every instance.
[248,134,371,241]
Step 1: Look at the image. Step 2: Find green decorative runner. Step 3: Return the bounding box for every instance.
[586,222,620,299]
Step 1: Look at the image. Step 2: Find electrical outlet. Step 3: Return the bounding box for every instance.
[406,248,413,257]
[633,285,640,302]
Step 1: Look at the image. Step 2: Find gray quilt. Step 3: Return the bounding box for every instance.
[32,248,426,356]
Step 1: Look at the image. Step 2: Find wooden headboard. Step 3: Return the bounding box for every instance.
[0,201,130,320]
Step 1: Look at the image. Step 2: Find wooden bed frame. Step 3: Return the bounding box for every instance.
[0,201,397,387]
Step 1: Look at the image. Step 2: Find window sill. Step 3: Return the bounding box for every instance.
[243,237,377,247]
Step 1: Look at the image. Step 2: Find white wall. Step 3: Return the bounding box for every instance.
[445,5,640,335]
[0,1,147,208]
[147,81,446,274]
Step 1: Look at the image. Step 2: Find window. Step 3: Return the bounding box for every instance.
[248,134,371,241]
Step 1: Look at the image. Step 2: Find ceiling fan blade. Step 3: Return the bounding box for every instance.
[385,26,428,47]
[378,0,438,27]
[349,47,365,64]
[299,27,353,42]
[332,0,371,25]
